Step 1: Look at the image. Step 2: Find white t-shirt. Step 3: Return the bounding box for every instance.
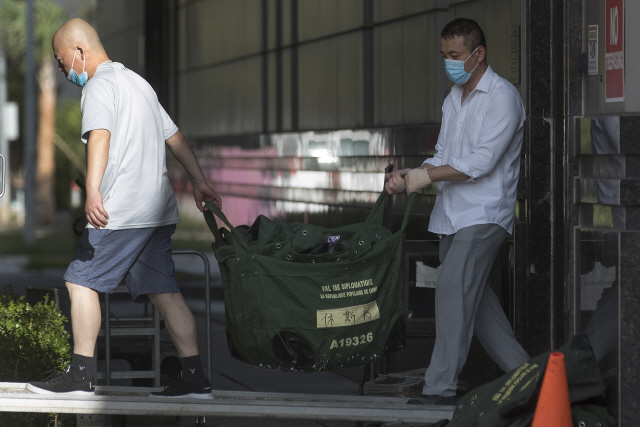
[80,61,180,229]
[424,66,525,235]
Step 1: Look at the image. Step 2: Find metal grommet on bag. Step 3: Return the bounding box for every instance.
[311,260,315,263]
[376,234,380,239]
[276,243,281,249]
[336,258,341,262]
[353,249,358,254]
[578,422,586,427]
[359,240,364,245]
[286,255,292,260]
[302,230,308,236]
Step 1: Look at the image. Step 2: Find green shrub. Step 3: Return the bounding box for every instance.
[0,287,74,427]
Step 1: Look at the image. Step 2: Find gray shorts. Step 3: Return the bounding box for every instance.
[64,224,180,303]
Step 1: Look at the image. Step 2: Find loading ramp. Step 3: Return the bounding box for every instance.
[0,382,454,425]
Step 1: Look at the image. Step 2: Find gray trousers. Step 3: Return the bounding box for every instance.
[423,224,531,397]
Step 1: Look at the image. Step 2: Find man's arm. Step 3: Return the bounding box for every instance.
[165,131,222,211]
[85,129,111,229]
[385,164,470,195]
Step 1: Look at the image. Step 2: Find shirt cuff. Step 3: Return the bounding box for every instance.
[423,159,441,168]
[449,157,476,182]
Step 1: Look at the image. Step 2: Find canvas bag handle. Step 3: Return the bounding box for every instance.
[203,203,252,256]
[204,190,416,256]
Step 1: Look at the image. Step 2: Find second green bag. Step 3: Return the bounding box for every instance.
[204,191,415,372]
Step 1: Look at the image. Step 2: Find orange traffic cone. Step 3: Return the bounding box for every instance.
[531,352,572,427]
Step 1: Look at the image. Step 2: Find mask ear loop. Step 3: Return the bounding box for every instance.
[70,48,78,73]
[465,47,480,76]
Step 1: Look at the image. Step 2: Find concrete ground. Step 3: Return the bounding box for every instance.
[0,252,437,427]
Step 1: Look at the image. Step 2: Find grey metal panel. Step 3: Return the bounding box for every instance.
[96,0,145,75]
[297,0,363,42]
[374,0,446,23]
[179,0,262,70]
[95,0,145,40]
[298,35,363,130]
[374,21,405,126]
[177,58,262,137]
[402,15,437,124]
[374,15,444,126]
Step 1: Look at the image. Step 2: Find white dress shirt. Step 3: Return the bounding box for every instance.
[424,66,525,235]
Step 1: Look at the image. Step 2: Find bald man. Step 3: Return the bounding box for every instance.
[28,19,221,398]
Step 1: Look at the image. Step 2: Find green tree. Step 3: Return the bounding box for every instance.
[0,0,67,225]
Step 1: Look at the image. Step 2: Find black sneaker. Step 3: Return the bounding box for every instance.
[407,393,459,406]
[27,365,95,395]
[151,373,213,399]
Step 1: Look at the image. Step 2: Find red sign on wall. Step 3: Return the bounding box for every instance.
[605,0,624,102]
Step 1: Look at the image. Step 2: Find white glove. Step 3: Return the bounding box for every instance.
[384,168,412,194]
[405,168,432,194]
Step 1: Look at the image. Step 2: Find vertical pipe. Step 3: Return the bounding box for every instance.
[23,0,36,244]
[363,0,374,127]
[261,0,268,133]
[275,0,283,132]
[290,0,298,131]
[105,294,111,386]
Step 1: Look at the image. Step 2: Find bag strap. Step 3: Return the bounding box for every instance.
[366,190,416,233]
[203,202,252,256]
[364,190,389,224]
[399,192,416,232]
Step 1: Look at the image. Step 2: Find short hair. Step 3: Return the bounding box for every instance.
[441,18,486,53]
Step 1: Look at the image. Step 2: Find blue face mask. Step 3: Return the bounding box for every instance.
[444,47,479,85]
[67,49,88,87]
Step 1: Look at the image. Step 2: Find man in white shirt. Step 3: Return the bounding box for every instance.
[29,19,221,398]
[386,18,530,405]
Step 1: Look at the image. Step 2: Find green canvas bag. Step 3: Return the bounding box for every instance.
[203,191,415,372]
[436,337,615,427]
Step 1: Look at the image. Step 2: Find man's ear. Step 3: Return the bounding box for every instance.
[76,45,86,59]
[477,46,486,63]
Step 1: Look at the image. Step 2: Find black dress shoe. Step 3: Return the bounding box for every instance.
[407,393,458,406]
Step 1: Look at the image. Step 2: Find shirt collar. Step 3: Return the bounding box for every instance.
[95,60,114,73]
[450,65,495,102]
[474,65,495,93]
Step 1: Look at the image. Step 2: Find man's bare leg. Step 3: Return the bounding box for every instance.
[26,281,100,394]
[147,292,199,357]
[66,281,102,357]
[148,292,211,397]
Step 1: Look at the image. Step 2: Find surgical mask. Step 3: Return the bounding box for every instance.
[67,49,88,87]
[444,47,479,85]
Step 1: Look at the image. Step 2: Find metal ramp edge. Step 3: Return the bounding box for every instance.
[0,383,454,424]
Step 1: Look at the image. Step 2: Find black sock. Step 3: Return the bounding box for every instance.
[71,353,95,380]
[180,355,205,383]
